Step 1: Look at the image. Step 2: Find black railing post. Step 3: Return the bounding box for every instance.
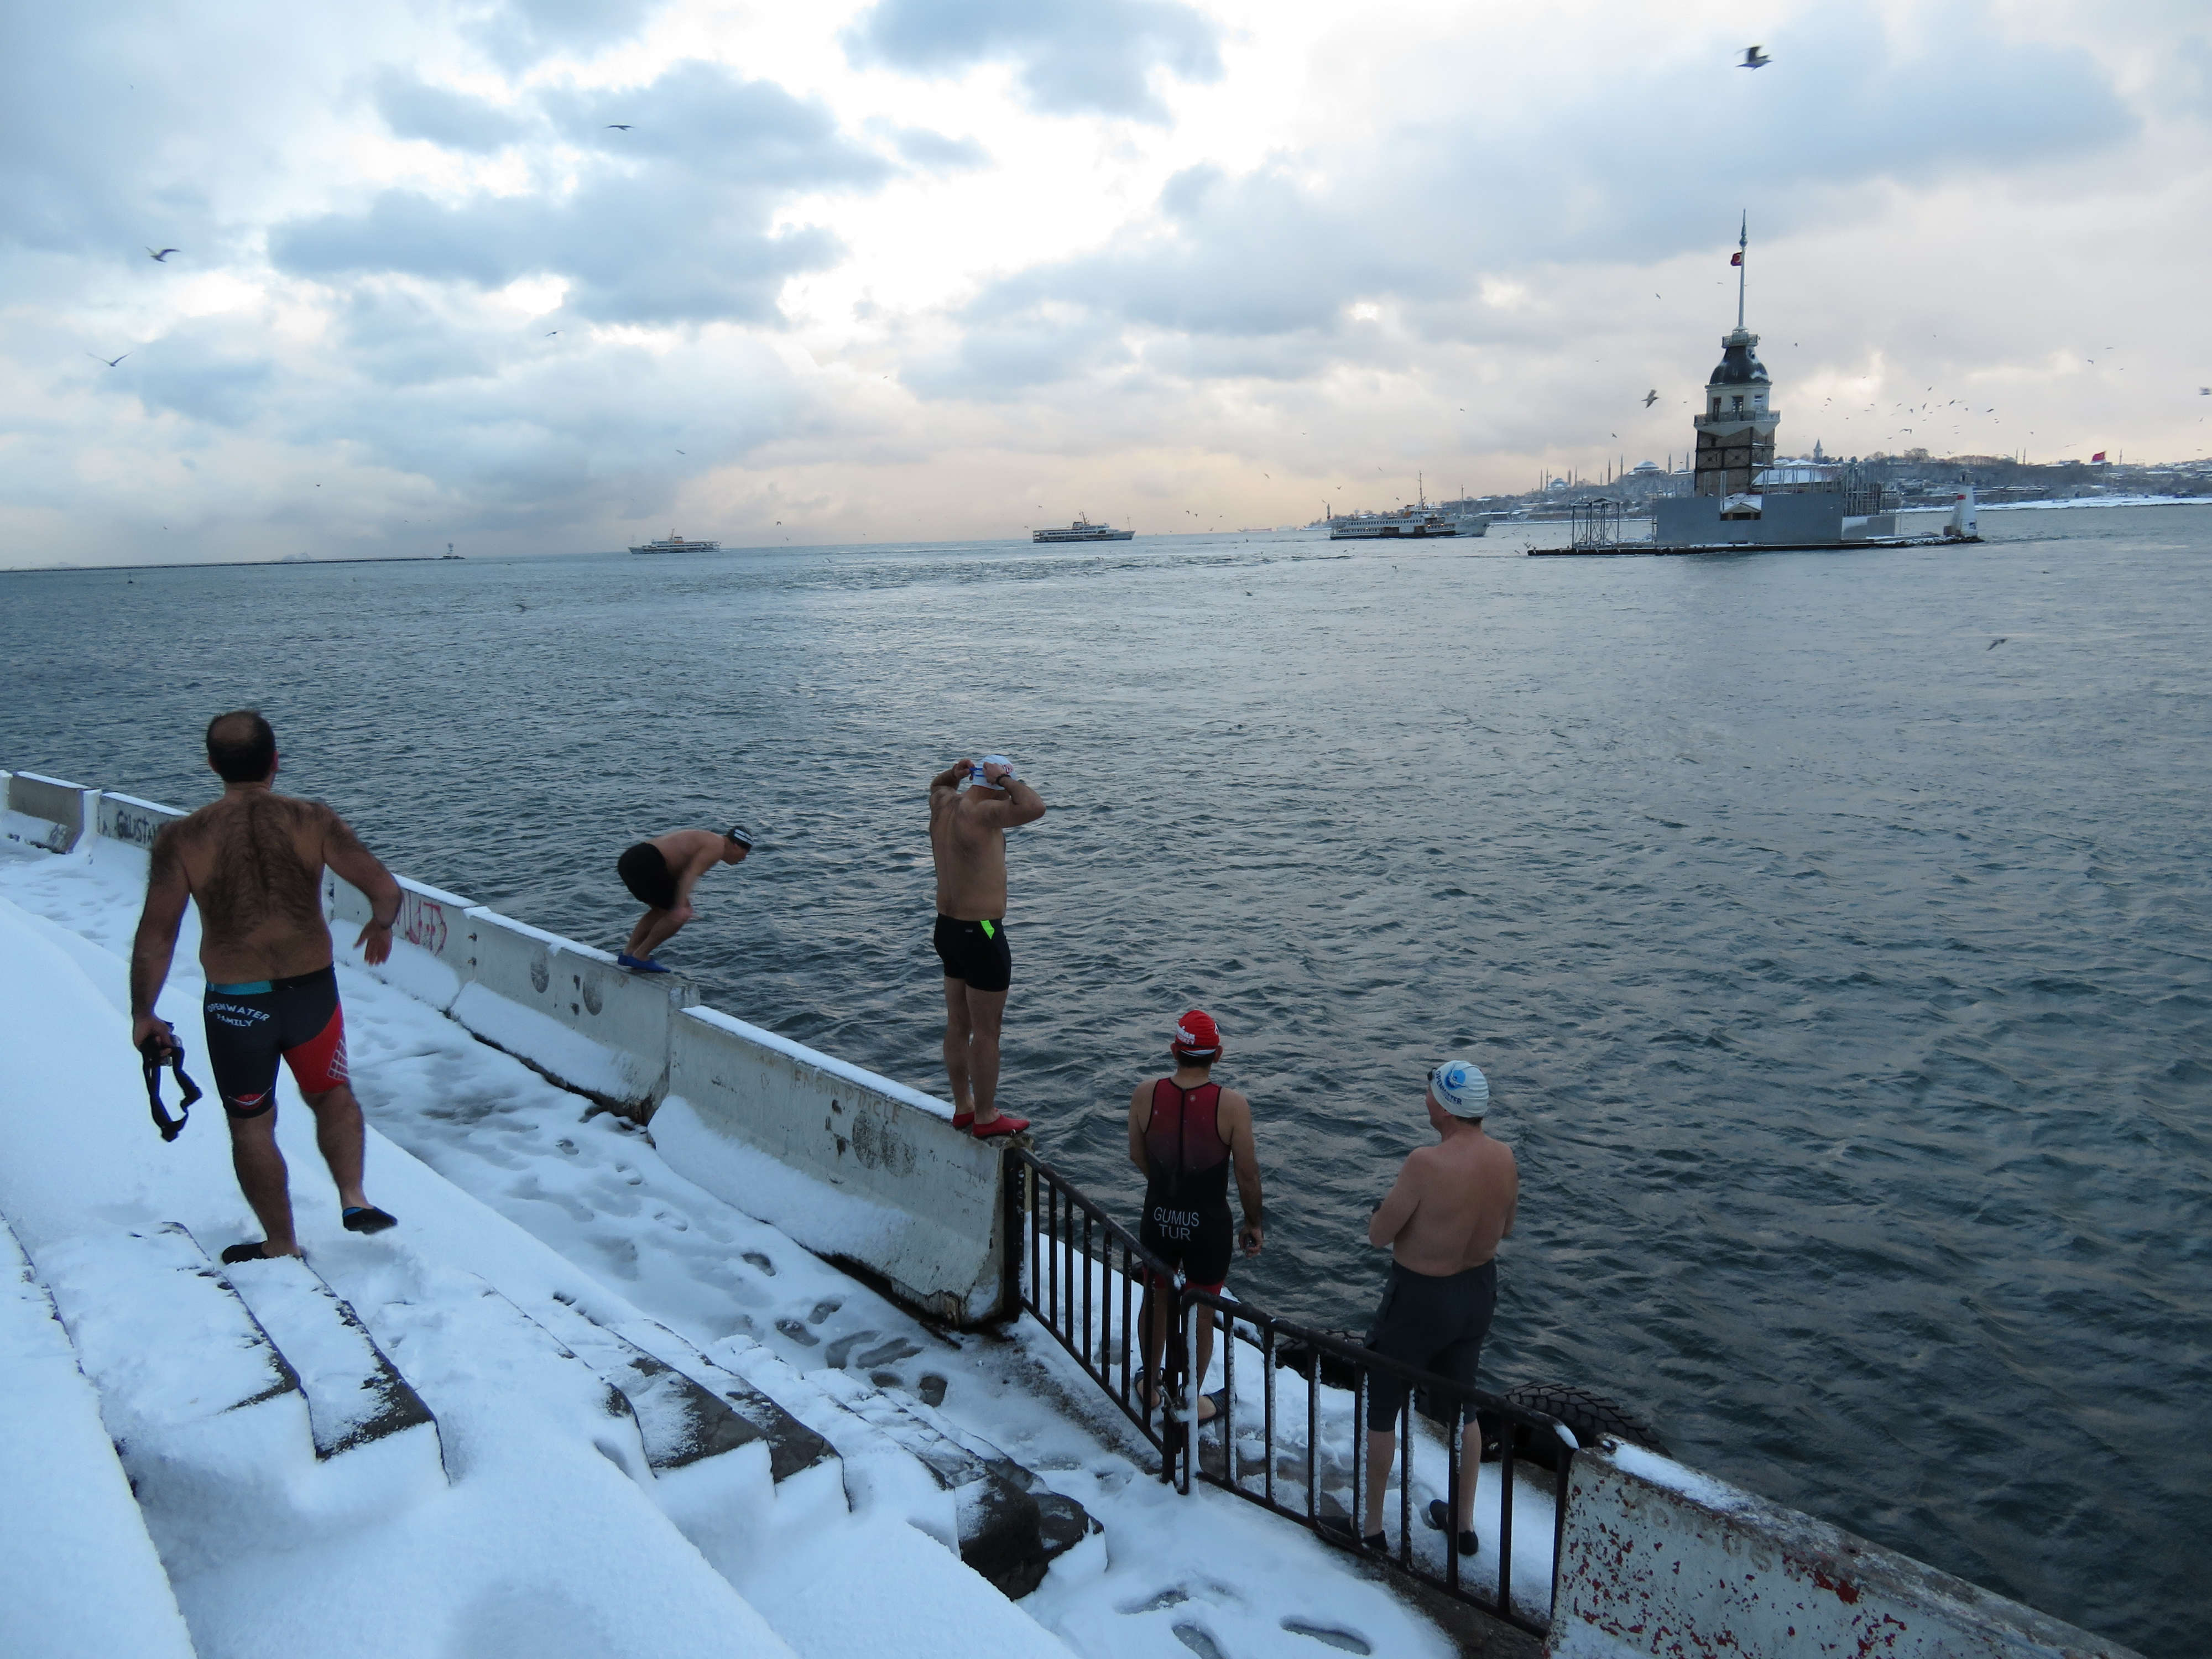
[1497,1415,1517,1625]
[999,1153,1025,1321]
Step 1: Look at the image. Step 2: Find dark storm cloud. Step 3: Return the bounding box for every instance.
[273,63,886,325]
[927,5,2137,399]
[842,0,1222,122]
[374,73,531,152]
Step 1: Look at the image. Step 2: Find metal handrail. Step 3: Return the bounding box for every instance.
[1006,1150,1577,1636]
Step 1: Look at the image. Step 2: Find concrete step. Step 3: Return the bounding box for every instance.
[190,1229,442,1471]
[703,1332,1097,1600]
[30,1223,443,1575]
[0,1218,199,1659]
[533,1294,837,1485]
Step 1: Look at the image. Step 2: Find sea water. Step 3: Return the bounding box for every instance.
[3,506,2206,1656]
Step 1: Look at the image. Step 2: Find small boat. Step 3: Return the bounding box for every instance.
[1034,515,1134,544]
[629,530,723,555]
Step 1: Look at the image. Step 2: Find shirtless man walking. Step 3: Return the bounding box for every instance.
[615,825,753,972]
[129,712,405,1263]
[927,755,1046,1138]
[1355,1057,1517,1555]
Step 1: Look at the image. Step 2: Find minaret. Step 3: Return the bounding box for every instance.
[1691,213,1780,497]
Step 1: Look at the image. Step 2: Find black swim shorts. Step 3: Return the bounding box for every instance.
[202,966,349,1119]
[618,842,679,911]
[1139,1199,1234,1294]
[1363,1259,1496,1431]
[932,914,1011,994]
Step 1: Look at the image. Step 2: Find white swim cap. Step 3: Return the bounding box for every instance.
[1428,1057,1490,1117]
[971,754,1018,786]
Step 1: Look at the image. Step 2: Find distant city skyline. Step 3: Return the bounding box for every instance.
[3,0,2208,566]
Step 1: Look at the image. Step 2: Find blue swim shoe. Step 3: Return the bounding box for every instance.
[617,953,671,974]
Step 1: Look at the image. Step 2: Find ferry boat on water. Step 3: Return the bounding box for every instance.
[629,530,723,555]
[1034,515,1134,544]
[1329,507,1473,540]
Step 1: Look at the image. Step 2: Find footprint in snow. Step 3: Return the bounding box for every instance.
[775,1318,819,1347]
[806,1298,841,1324]
[742,1251,776,1276]
[855,1337,922,1368]
[1121,1588,1189,1614]
[917,1374,948,1407]
[1172,1624,1227,1659]
[823,1331,878,1368]
[1281,1620,1373,1655]
[869,1370,903,1388]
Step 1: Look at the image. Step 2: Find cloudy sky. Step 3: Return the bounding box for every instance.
[4,0,2208,565]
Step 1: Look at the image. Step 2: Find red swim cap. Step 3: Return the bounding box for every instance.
[1171,1010,1220,1060]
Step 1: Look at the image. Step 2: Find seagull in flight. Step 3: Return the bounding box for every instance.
[545,330,559,336]
[1740,45,1771,69]
[145,247,179,261]
[87,351,129,368]
[1643,389,1659,408]
[1987,637,2007,650]
[606,123,633,131]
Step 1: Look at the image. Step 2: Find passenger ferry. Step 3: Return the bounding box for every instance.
[1328,507,1475,540]
[629,530,723,555]
[1034,516,1134,544]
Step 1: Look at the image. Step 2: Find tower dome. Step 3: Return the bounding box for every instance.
[1708,328,1770,387]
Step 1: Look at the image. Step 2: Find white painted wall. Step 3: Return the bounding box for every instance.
[1547,1444,2142,1659]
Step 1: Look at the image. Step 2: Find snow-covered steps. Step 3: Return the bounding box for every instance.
[29,1222,447,1574]
[535,1294,836,1481]
[707,1333,1098,1599]
[0,1220,200,1659]
[205,1235,442,1467]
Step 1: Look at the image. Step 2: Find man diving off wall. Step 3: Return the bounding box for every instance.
[129,711,404,1261]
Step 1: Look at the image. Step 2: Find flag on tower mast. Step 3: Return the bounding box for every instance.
[1730,251,1744,266]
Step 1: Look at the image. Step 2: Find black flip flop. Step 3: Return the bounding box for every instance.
[342,1205,398,1235]
[1426,1498,1480,1556]
[220,1240,279,1265]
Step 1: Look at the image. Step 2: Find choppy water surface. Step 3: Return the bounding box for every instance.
[5,509,2209,1654]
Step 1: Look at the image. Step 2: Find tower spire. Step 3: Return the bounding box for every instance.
[1736,211,1747,332]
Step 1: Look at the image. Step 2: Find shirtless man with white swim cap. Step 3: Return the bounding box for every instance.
[1354,1057,1517,1556]
[927,755,1046,1138]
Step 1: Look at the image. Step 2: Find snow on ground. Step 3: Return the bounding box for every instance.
[1979,494,2212,510]
[0,836,1459,1659]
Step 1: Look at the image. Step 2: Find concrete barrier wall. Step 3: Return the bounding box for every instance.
[95,792,187,852]
[658,1008,1001,1323]
[4,772,93,854]
[1547,1443,2143,1659]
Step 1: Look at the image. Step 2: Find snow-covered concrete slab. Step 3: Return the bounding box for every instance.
[0,1220,199,1659]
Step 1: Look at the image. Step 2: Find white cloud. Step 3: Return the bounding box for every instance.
[1,0,2206,566]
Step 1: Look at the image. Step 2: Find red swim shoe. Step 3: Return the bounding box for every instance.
[951,1111,974,1131]
[970,1112,1030,1139]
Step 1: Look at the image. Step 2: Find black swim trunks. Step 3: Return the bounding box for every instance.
[1363,1259,1496,1430]
[932,914,1011,994]
[202,966,349,1119]
[618,842,679,911]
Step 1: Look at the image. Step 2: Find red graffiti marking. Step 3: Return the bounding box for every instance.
[400,896,447,954]
[1812,1567,1862,1604]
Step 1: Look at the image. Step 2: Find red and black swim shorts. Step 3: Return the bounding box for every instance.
[201,966,350,1118]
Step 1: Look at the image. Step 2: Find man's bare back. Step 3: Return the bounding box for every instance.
[1368,1094,1517,1276]
[154,792,364,983]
